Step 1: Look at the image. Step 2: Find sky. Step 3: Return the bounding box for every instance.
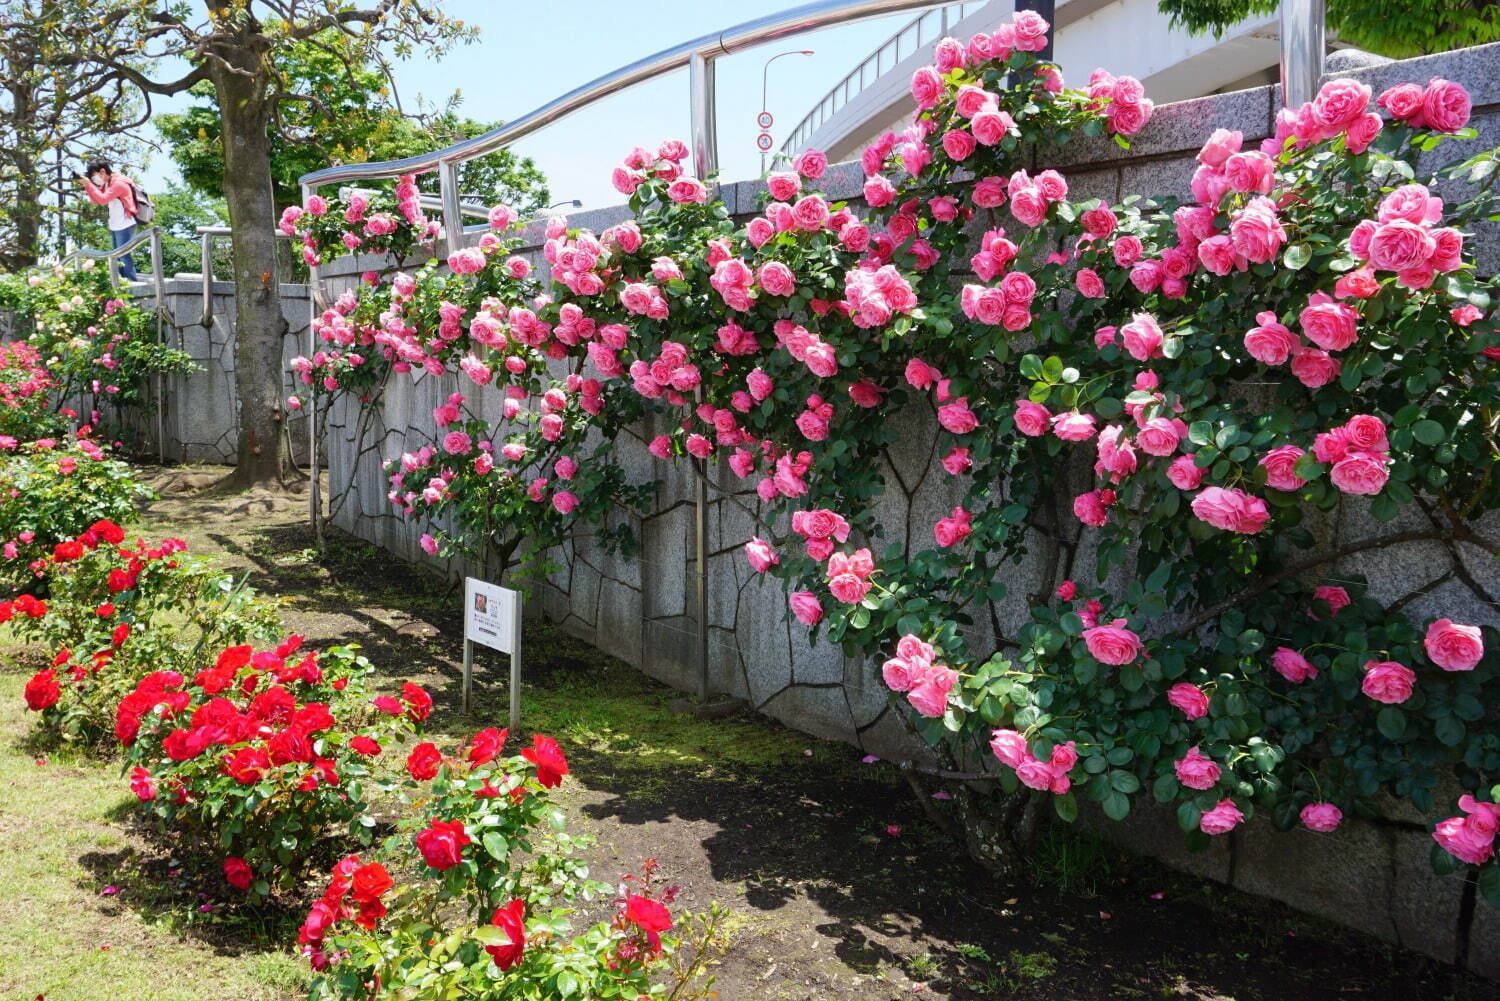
[135,0,945,209]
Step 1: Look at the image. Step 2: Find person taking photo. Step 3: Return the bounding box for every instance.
[75,158,139,280]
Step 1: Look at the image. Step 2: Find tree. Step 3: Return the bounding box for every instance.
[1158,0,1500,58]
[155,34,549,217]
[0,0,147,268]
[59,1,470,488]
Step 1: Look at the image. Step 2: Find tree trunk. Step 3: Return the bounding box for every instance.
[209,36,289,489]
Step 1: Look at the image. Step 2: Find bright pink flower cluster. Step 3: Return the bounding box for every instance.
[882,635,959,718]
[1312,414,1391,496]
[1434,795,1500,864]
[989,727,1077,794]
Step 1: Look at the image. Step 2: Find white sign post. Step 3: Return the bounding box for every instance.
[463,577,522,730]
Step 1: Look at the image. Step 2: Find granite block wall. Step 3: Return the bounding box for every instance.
[311,43,1500,972]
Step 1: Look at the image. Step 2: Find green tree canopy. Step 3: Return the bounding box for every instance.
[1158,0,1500,58]
[155,34,549,214]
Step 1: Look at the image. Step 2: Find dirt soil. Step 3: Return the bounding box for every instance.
[17,464,1496,1001]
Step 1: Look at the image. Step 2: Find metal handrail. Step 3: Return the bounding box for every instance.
[779,0,986,157]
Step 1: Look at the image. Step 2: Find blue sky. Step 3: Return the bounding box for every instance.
[137,0,932,209]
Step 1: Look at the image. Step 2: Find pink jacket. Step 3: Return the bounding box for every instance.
[82,175,138,218]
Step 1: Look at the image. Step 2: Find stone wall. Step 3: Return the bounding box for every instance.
[126,277,312,464]
[314,43,1500,974]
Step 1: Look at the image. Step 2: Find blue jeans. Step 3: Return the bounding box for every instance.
[110,225,137,280]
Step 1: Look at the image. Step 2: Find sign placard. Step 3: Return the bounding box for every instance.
[465,577,517,652]
[461,577,522,729]
[756,110,774,129]
[756,132,774,152]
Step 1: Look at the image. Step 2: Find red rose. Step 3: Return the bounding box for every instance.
[624,893,674,950]
[23,669,59,711]
[223,746,270,784]
[521,734,569,788]
[53,540,84,562]
[350,861,394,903]
[349,735,381,756]
[106,569,135,592]
[371,695,404,715]
[486,898,526,970]
[414,818,471,870]
[129,766,156,801]
[406,741,443,781]
[223,856,254,891]
[467,727,507,766]
[401,681,433,721]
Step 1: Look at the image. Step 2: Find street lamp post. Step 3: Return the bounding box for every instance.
[545,198,583,211]
[760,49,814,174]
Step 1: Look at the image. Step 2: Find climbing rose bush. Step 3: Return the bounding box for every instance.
[305,728,694,999]
[295,13,1500,899]
[119,640,429,893]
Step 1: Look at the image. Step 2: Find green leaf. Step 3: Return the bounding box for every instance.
[1177,800,1201,832]
[1434,715,1465,747]
[1481,866,1500,911]
[1412,419,1446,446]
[1283,244,1312,270]
[1376,706,1406,740]
[1109,770,1141,794]
[1102,790,1131,821]
[1019,354,1043,380]
[1054,792,1078,823]
[482,831,509,862]
[1153,772,1179,803]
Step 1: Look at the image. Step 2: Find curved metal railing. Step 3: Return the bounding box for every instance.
[779,0,989,157]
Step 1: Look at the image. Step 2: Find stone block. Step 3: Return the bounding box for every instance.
[642,504,689,618]
[842,653,890,730]
[1465,885,1500,980]
[735,573,794,709]
[759,683,856,744]
[1231,816,1394,942]
[1085,798,1232,882]
[1389,826,1465,962]
[596,580,643,667]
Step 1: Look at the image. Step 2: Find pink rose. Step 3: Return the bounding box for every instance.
[1259,445,1308,491]
[1197,127,1242,167]
[1369,219,1435,272]
[1422,78,1471,133]
[989,729,1028,769]
[933,507,972,548]
[828,572,871,605]
[1244,311,1295,366]
[1014,400,1051,437]
[1120,313,1165,361]
[1311,78,1371,130]
[1230,197,1286,264]
[1199,798,1244,836]
[942,129,976,161]
[1424,618,1484,672]
[1052,412,1097,442]
[937,399,979,435]
[1175,747,1221,791]
[793,149,828,179]
[1072,489,1114,527]
[1075,268,1106,298]
[758,261,796,296]
[907,665,958,717]
[1113,235,1143,267]
[1223,151,1274,194]
[1132,259,1164,293]
[1082,620,1143,665]
[1433,796,1500,865]
[1378,82,1425,121]
[1272,647,1318,683]
[1136,418,1181,457]
[1167,683,1209,720]
[1167,454,1206,491]
[552,491,578,515]
[1345,112,1384,153]
[1299,293,1359,352]
[1290,347,1340,388]
[744,537,778,573]
[766,172,800,201]
[1191,486,1269,534]
[789,591,824,627]
[1361,660,1415,704]
[1329,451,1390,495]
[1300,803,1343,833]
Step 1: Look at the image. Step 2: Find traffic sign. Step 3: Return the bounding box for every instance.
[756,132,774,152]
[756,110,774,129]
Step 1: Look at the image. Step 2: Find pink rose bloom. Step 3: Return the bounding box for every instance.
[744,537,778,573]
[792,195,830,231]
[1192,486,1269,534]
[1199,798,1245,836]
[1113,235,1143,267]
[829,572,871,604]
[1229,197,1287,264]
[1361,660,1415,704]
[1290,347,1340,388]
[1335,267,1380,300]
[1075,268,1106,298]
[1167,682,1209,720]
[1175,747,1221,791]
[1422,77,1472,133]
[793,149,828,179]
[1167,454,1206,491]
[789,591,824,627]
[1314,585,1351,617]
[1433,796,1500,865]
[1345,112,1384,153]
[1083,619,1143,665]
[1197,235,1238,277]
[1014,400,1051,437]
[1243,311,1295,366]
[1301,803,1343,833]
[1136,418,1181,457]
[1120,313,1165,361]
[905,357,938,389]
[1259,445,1308,491]
[552,491,579,515]
[1052,412,1097,442]
[1311,78,1371,130]
[766,172,800,201]
[1378,183,1443,225]
[1369,219,1435,272]
[1378,82,1425,121]
[989,729,1029,769]
[1072,489,1114,527]
[1197,127,1242,167]
[1272,646,1318,683]
[942,129,977,161]
[1329,451,1390,495]
[863,174,896,207]
[758,261,796,296]
[667,177,708,204]
[882,655,919,692]
[941,447,972,476]
[907,665,958,717]
[442,431,472,455]
[419,533,439,556]
[1424,618,1484,672]
[933,507,972,548]
[937,399,979,435]
[1223,151,1275,194]
[1009,187,1049,228]
[1300,293,1359,351]
[910,66,944,109]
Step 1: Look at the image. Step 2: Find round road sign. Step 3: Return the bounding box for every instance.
[756,132,774,152]
[756,110,774,129]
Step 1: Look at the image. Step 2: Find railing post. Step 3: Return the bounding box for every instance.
[150,228,166,465]
[1279,0,1326,108]
[439,160,465,253]
[301,181,324,551]
[689,49,718,703]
